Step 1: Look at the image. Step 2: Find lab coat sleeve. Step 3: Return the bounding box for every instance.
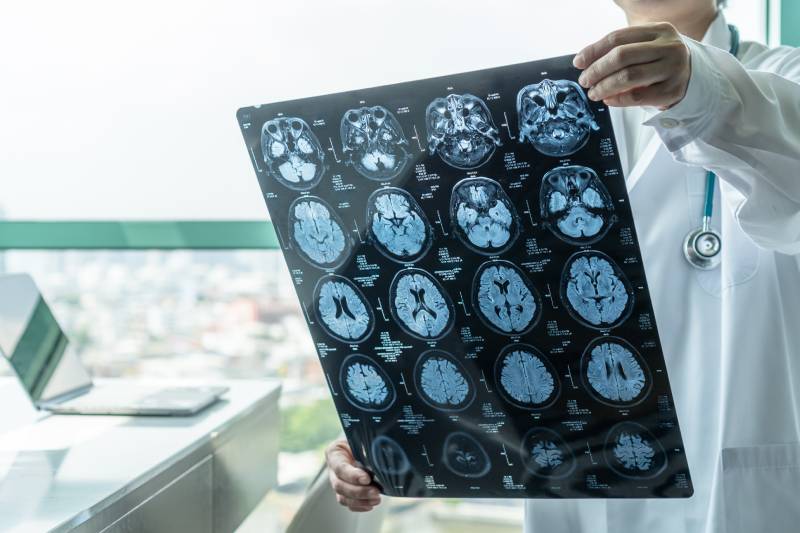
[645,38,800,255]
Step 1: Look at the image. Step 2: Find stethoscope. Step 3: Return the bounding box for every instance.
[683,24,740,270]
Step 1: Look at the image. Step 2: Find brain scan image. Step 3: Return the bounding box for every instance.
[261,117,326,190]
[390,269,454,340]
[442,432,491,478]
[562,251,634,329]
[540,165,616,245]
[605,422,667,479]
[313,276,373,343]
[517,79,599,157]
[520,428,575,478]
[371,435,412,476]
[494,344,559,409]
[473,260,540,335]
[289,196,351,269]
[450,177,519,255]
[339,354,395,412]
[426,94,501,169]
[414,350,475,412]
[367,188,432,263]
[583,337,650,406]
[341,106,411,180]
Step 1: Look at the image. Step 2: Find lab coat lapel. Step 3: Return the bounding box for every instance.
[609,106,663,192]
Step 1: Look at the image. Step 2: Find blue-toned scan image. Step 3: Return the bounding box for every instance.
[289,196,351,269]
[341,106,411,180]
[605,422,668,479]
[495,344,559,409]
[520,428,575,478]
[339,354,396,412]
[390,268,454,340]
[371,435,412,475]
[261,116,326,190]
[583,337,650,406]
[517,79,599,157]
[540,165,615,245]
[414,350,475,412]
[426,94,502,169]
[562,251,633,329]
[367,188,432,263]
[450,177,519,255]
[474,260,540,335]
[313,275,373,343]
[442,432,491,478]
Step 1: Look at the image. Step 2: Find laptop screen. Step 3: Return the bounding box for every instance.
[0,274,77,402]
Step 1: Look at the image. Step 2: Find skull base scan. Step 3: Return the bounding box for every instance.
[261,117,326,190]
[426,94,501,169]
[450,177,519,255]
[341,106,411,180]
[562,251,634,329]
[367,188,433,263]
[541,165,615,245]
[390,269,454,340]
[289,197,351,269]
[474,261,540,335]
[517,79,599,157]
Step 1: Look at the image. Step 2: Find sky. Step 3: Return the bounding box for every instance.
[0,0,765,220]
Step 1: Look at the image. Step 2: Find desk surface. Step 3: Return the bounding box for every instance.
[0,378,281,533]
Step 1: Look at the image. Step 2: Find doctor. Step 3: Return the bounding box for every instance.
[325,0,800,531]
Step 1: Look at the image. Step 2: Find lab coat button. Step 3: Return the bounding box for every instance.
[659,117,681,129]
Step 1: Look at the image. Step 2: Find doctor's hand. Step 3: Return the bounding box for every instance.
[325,439,382,512]
[573,22,691,109]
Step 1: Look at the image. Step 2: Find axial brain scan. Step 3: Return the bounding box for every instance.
[426,94,501,169]
[415,351,474,411]
[562,252,633,329]
[450,177,518,254]
[521,428,575,478]
[341,106,411,180]
[367,188,432,262]
[496,345,558,408]
[371,435,412,476]
[261,116,326,190]
[442,432,491,478]
[314,276,373,343]
[541,165,615,244]
[584,338,649,405]
[340,354,395,412]
[606,423,667,479]
[517,79,599,157]
[289,197,350,268]
[391,269,454,339]
[474,261,539,334]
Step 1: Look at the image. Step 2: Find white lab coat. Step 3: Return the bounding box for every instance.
[525,12,800,533]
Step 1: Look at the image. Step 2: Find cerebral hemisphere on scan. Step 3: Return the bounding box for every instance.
[341,106,411,180]
[541,165,615,244]
[371,435,412,476]
[261,116,326,190]
[496,344,557,408]
[391,269,454,339]
[314,276,373,343]
[607,423,667,478]
[426,94,502,169]
[289,197,350,268]
[442,432,491,478]
[340,354,395,412]
[450,177,519,254]
[521,428,575,478]
[562,252,633,329]
[474,261,539,334]
[584,338,648,405]
[367,188,432,263]
[415,351,474,411]
[517,79,600,157]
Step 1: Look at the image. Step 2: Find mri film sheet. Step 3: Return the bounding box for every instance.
[237,56,692,499]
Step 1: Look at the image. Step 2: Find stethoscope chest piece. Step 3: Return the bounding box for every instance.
[683,227,722,270]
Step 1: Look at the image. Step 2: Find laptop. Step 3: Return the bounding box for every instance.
[0,273,228,416]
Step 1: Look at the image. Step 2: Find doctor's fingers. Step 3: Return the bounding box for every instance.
[336,494,381,512]
[586,58,672,102]
[574,24,665,69]
[578,42,664,88]
[329,468,382,500]
[325,440,372,486]
[602,80,685,108]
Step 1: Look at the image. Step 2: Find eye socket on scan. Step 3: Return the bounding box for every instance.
[291,120,302,130]
[533,95,546,106]
[348,112,359,122]
[556,91,568,103]
[374,108,385,119]
[267,124,278,134]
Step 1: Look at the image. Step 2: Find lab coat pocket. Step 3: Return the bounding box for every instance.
[721,443,800,533]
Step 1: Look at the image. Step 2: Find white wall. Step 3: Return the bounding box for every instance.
[0,0,764,220]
